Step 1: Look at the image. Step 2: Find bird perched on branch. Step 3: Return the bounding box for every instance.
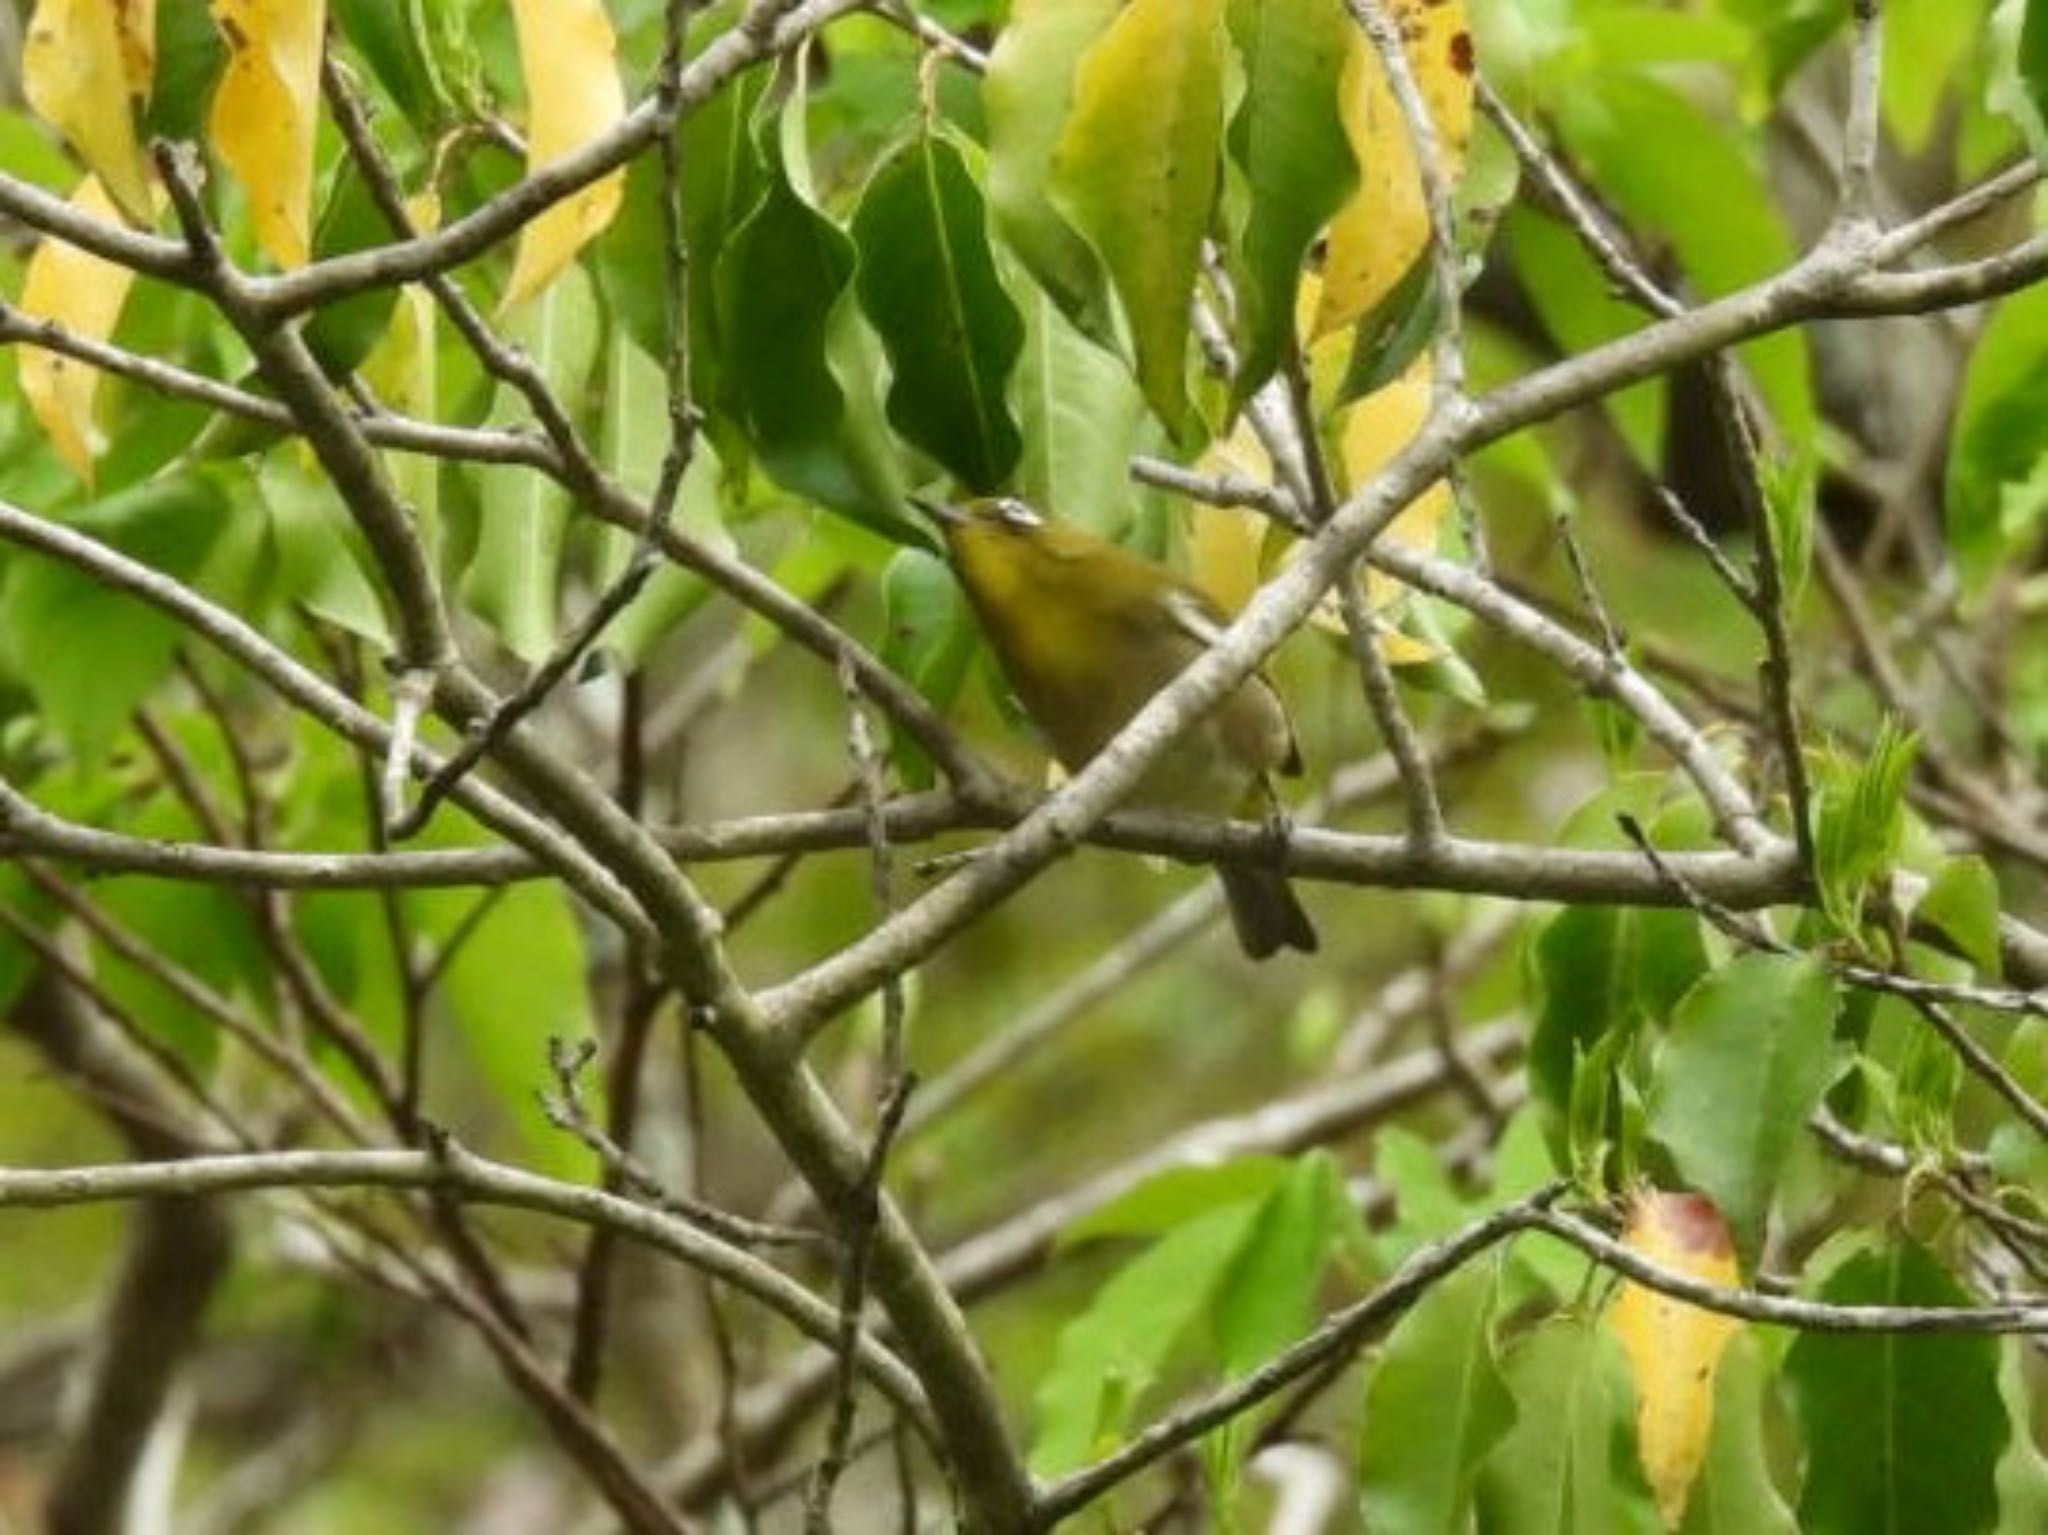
[913,494,1317,959]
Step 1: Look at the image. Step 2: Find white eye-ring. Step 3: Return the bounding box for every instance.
[995,497,1043,529]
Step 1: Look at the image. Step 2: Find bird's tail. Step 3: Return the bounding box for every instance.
[1219,865,1318,960]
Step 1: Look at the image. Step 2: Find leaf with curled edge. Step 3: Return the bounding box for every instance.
[1051,0,1228,444]
[23,0,157,224]
[209,0,327,269]
[18,177,140,482]
[1314,0,1474,339]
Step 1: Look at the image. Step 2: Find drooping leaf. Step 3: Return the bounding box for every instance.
[1946,279,2048,591]
[1221,0,1356,408]
[1530,903,1708,1146]
[461,262,602,659]
[878,548,977,789]
[1607,1191,1743,1529]
[1314,0,1474,338]
[502,0,626,308]
[1919,854,2004,978]
[983,0,1120,343]
[1548,72,1814,447]
[259,452,391,642]
[302,161,408,380]
[1677,1332,1798,1535]
[333,0,449,132]
[1339,355,1450,608]
[209,0,328,269]
[1358,1259,1516,1535]
[1648,954,1841,1259]
[0,474,233,763]
[438,880,600,1180]
[22,0,158,224]
[17,177,141,482]
[1475,1317,1660,1535]
[852,130,1025,492]
[146,0,229,142]
[1011,285,1144,535]
[1030,1200,1260,1477]
[1785,1241,2008,1535]
[714,83,911,541]
[2019,0,2048,148]
[1051,0,1228,442]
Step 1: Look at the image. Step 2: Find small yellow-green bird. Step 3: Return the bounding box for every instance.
[914,494,1317,959]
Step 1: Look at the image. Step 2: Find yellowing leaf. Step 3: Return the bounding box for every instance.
[18,176,142,481]
[1189,416,1436,663]
[1314,0,1474,338]
[1339,353,1448,608]
[1051,0,1228,442]
[209,0,328,269]
[502,0,627,310]
[23,0,158,223]
[1608,1190,1743,1529]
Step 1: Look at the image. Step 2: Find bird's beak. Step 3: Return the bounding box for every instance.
[907,493,965,530]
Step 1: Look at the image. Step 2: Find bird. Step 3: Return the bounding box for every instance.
[912,494,1317,959]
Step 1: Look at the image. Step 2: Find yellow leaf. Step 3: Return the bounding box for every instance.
[23,0,158,223]
[209,0,327,269]
[1189,416,1437,663]
[1313,1,1474,338]
[1608,1190,1743,1529]
[502,0,627,310]
[1339,353,1448,608]
[18,176,141,481]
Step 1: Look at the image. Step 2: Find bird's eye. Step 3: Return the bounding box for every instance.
[995,498,1043,530]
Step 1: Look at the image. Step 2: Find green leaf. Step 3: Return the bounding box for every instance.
[852,131,1026,492]
[1204,1154,1341,1503]
[984,0,1121,344]
[1785,1241,2008,1535]
[1648,953,1841,1260]
[1504,207,1667,467]
[1529,904,1706,1149]
[334,0,451,132]
[1063,1158,1293,1246]
[1051,0,1228,443]
[260,455,393,644]
[1920,854,2004,978]
[304,163,409,382]
[1010,285,1144,535]
[1030,1200,1260,1477]
[1550,73,1815,448]
[461,263,602,660]
[590,338,730,671]
[1885,0,1979,151]
[1677,1332,1798,1535]
[1475,1318,1659,1535]
[1359,1260,1517,1535]
[439,881,599,1180]
[1759,444,1817,610]
[145,0,230,142]
[0,474,231,763]
[1812,716,1921,936]
[1212,1153,1339,1376]
[714,81,913,541]
[1946,280,2048,591]
[1221,0,1356,410]
[1337,252,1441,406]
[594,60,768,457]
[2021,0,2048,147]
[877,549,977,789]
